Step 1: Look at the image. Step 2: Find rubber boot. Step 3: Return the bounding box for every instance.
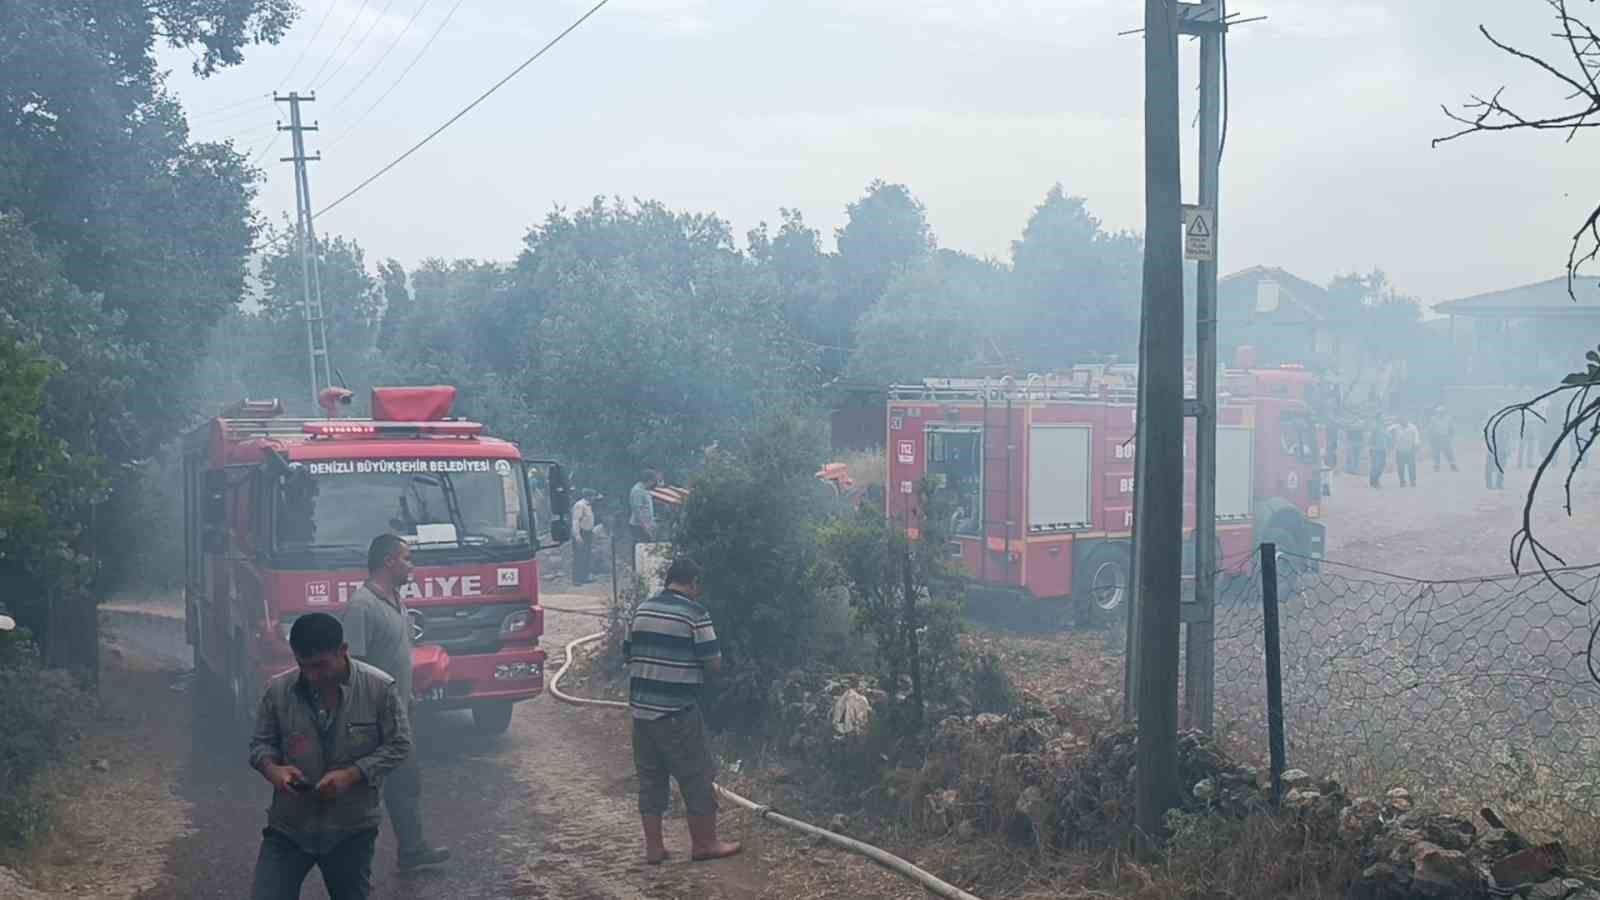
[687,815,741,861]
[642,816,668,865]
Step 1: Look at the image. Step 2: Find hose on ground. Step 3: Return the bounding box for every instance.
[547,629,984,900]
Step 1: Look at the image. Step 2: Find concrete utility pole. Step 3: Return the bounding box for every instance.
[1132,0,1186,856]
[276,92,333,406]
[1184,3,1225,736]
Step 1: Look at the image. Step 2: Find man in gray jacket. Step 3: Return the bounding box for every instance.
[248,612,411,900]
[342,533,450,870]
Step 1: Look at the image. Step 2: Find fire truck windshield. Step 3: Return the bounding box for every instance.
[274,457,532,563]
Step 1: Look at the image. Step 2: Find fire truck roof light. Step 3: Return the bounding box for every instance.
[302,421,484,438]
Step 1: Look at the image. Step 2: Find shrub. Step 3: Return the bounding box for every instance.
[670,408,837,731]
[0,632,92,846]
[963,651,1018,715]
[817,481,967,734]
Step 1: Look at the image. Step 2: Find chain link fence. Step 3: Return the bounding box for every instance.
[1201,550,1600,826]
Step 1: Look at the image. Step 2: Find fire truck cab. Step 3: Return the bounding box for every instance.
[182,385,569,736]
[885,375,1325,624]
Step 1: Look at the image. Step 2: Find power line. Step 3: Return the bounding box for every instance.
[188,92,273,120]
[246,131,287,170]
[316,0,612,219]
[325,0,466,150]
[189,97,278,131]
[315,0,406,94]
[279,1,339,89]
[306,0,376,88]
[324,0,434,116]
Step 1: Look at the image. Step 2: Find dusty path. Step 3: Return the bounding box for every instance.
[22,590,869,900]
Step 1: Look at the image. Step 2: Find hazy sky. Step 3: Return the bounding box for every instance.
[162,0,1594,307]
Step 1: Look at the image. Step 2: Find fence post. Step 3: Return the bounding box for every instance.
[1260,542,1287,806]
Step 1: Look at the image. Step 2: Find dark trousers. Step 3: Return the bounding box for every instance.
[574,532,594,584]
[251,828,376,900]
[1344,433,1364,474]
[383,744,425,856]
[1396,450,1417,486]
[632,706,719,818]
[1369,449,1387,487]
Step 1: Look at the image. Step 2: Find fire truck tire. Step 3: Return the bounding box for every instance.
[471,701,515,735]
[1257,527,1304,599]
[1075,544,1131,629]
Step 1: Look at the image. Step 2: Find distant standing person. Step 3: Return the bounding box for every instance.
[1486,415,1511,490]
[1390,417,1421,487]
[341,535,450,872]
[624,557,741,865]
[627,468,661,572]
[1426,406,1458,472]
[572,490,598,585]
[1369,416,1391,488]
[248,613,411,900]
[1344,421,1365,475]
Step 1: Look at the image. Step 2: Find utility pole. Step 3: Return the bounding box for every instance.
[276,92,333,406]
[1184,3,1225,735]
[1132,0,1185,857]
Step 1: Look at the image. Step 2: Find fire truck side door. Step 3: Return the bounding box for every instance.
[202,469,227,555]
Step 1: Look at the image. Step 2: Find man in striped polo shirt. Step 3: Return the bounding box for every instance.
[624,557,741,864]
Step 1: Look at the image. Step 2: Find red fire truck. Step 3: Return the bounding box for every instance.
[885,375,1325,624]
[182,385,570,735]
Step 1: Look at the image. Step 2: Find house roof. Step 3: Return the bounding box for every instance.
[1220,265,1331,322]
[1433,275,1600,318]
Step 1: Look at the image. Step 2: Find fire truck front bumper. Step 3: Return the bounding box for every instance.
[415,645,549,708]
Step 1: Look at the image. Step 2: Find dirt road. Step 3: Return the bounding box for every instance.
[22,592,854,900]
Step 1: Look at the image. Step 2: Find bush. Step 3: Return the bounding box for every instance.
[0,632,91,846]
[817,482,968,735]
[670,408,837,731]
[963,651,1018,715]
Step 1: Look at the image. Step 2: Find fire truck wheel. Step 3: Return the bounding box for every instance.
[1076,545,1131,629]
[471,701,515,735]
[1258,528,1304,599]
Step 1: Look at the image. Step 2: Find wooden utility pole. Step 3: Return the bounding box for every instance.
[1132,0,1185,856]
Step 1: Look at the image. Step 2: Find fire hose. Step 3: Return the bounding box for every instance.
[548,629,984,900]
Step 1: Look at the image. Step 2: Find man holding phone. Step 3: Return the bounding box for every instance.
[248,612,412,900]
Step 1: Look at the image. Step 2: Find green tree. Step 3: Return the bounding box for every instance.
[750,208,845,370]
[0,218,108,631]
[1010,185,1143,370]
[1325,269,1423,364]
[850,250,1010,384]
[831,181,935,349]
[509,198,815,495]
[258,233,384,401]
[0,1,283,453]
[376,259,411,351]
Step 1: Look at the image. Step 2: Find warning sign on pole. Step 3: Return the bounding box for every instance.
[1182,205,1215,262]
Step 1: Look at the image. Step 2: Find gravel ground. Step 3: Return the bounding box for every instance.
[10,582,916,899]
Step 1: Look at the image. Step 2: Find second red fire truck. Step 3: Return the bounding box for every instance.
[886,373,1325,624]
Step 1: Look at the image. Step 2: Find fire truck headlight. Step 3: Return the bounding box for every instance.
[500,610,531,635]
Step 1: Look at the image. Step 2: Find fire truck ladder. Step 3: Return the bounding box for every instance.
[978,391,1014,585]
[888,375,1139,405]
